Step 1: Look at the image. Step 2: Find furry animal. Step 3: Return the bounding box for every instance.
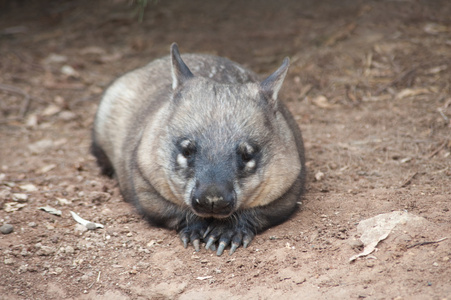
[92,43,306,255]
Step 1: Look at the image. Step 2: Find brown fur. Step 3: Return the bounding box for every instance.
[92,44,306,255]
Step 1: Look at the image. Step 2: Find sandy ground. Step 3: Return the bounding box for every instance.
[1,0,450,299]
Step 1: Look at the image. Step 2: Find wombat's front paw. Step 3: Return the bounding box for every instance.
[203,222,256,256]
[179,221,209,252]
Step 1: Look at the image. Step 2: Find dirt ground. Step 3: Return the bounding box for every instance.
[1,0,450,299]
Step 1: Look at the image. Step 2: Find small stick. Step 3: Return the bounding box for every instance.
[0,83,31,117]
[427,141,447,159]
[400,171,418,188]
[375,68,417,95]
[407,237,448,249]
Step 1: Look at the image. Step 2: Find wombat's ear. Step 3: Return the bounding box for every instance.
[260,57,290,109]
[171,43,194,90]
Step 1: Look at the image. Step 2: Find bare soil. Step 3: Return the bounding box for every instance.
[1,0,450,299]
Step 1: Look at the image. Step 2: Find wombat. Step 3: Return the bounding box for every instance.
[91,43,306,256]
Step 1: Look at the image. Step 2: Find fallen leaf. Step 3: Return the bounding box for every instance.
[196,276,213,280]
[4,202,27,212]
[395,88,431,100]
[349,211,425,262]
[39,206,62,216]
[37,164,57,174]
[70,211,104,229]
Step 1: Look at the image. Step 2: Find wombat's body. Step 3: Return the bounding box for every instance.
[92,44,306,255]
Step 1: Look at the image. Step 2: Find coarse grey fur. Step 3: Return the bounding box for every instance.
[92,43,306,256]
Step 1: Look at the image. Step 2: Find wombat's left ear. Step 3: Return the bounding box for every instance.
[171,43,194,90]
[260,57,290,109]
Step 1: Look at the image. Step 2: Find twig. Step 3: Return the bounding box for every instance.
[375,68,417,95]
[427,141,447,159]
[400,171,418,188]
[407,237,448,249]
[0,83,31,118]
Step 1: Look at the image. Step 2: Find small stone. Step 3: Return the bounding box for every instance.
[4,258,15,265]
[28,222,37,228]
[88,191,111,203]
[41,104,61,117]
[19,184,37,192]
[12,193,28,202]
[54,267,63,275]
[85,222,97,230]
[18,264,28,273]
[58,110,78,121]
[315,171,325,181]
[65,246,75,254]
[349,238,363,249]
[0,224,14,234]
[36,245,56,256]
[442,256,449,262]
[365,261,375,268]
[0,189,11,200]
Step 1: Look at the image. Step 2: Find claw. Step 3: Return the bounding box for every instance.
[181,236,189,249]
[243,234,253,248]
[229,242,239,255]
[202,226,212,239]
[216,241,227,256]
[205,236,216,250]
[193,239,200,252]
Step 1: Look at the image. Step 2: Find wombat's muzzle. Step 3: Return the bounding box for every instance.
[191,181,236,218]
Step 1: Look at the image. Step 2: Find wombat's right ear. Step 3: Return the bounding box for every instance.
[260,57,290,110]
[171,43,194,90]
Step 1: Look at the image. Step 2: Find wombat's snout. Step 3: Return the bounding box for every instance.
[191,181,236,217]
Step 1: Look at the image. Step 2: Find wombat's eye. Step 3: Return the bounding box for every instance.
[180,140,196,158]
[240,150,254,162]
[238,142,257,164]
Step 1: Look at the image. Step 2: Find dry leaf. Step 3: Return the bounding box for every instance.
[4,202,27,212]
[70,211,104,229]
[39,206,62,216]
[395,88,431,100]
[312,95,335,109]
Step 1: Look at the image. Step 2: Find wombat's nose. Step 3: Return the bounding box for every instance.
[191,184,235,217]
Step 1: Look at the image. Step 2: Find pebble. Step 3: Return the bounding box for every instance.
[58,110,77,121]
[348,238,364,249]
[65,246,75,254]
[315,171,325,181]
[28,222,37,228]
[0,224,14,234]
[35,244,56,256]
[18,264,28,274]
[88,191,111,203]
[12,193,28,202]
